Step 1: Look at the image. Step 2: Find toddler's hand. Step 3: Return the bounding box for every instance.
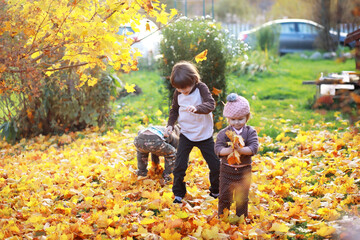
[185,105,197,113]
[164,126,173,137]
[234,143,243,153]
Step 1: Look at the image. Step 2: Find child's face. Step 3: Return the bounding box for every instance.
[228,116,247,130]
[176,85,194,96]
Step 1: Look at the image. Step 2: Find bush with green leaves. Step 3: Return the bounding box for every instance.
[0,68,116,143]
[255,24,280,54]
[229,50,279,78]
[159,16,245,124]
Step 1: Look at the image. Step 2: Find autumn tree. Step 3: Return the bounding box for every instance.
[267,0,314,20]
[0,0,176,141]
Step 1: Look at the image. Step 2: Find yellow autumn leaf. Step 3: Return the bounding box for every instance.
[142,210,154,217]
[227,150,240,165]
[9,224,20,234]
[276,132,285,141]
[227,214,244,225]
[269,222,289,233]
[44,70,55,77]
[97,214,109,228]
[60,234,70,240]
[212,87,222,96]
[0,64,6,73]
[30,51,40,60]
[176,211,189,219]
[170,8,178,18]
[190,43,196,50]
[195,49,208,63]
[87,77,98,87]
[202,225,220,239]
[316,225,336,237]
[215,120,223,130]
[155,110,162,116]
[107,227,115,237]
[137,225,148,234]
[140,217,156,224]
[317,208,340,221]
[80,225,93,235]
[161,228,182,240]
[125,83,136,93]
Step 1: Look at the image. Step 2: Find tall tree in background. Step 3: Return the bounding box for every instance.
[314,0,358,50]
[214,0,253,22]
[317,0,335,51]
[267,0,314,20]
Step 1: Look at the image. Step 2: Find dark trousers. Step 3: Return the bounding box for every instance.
[218,163,252,217]
[172,134,220,198]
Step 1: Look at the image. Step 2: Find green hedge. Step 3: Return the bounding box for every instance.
[159,16,245,126]
[0,67,115,142]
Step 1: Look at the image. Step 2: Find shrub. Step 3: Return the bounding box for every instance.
[228,50,279,77]
[159,16,245,125]
[255,24,280,54]
[0,67,115,143]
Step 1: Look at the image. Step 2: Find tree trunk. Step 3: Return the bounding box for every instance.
[319,0,335,51]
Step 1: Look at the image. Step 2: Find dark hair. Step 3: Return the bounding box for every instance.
[170,61,200,89]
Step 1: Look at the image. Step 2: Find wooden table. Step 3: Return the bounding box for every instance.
[303,74,359,99]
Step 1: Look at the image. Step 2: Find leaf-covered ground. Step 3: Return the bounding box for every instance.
[1,123,360,239]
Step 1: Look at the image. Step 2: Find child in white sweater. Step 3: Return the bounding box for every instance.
[164,61,220,203]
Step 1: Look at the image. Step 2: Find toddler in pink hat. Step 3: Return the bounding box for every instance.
[223,93,250,119]
[215,93,259,218]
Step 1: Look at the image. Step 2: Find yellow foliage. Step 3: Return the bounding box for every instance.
[0,126,359,238]
[4,0,176,89]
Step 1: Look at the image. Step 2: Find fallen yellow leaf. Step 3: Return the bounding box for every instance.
[269,222,289,233]
[195,49,208,63]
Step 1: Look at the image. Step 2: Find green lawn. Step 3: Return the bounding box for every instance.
[117,54,356,137]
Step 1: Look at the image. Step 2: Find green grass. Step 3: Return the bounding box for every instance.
[114,71,169,130]
[117,53,356,137]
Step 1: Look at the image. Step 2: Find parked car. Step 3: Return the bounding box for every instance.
[239,19,356,54]
[117,19,162,59]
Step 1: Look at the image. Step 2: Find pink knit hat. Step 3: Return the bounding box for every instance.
[223,93,250,118]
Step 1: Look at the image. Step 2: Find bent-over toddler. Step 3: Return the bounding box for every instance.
[134,125,180,182]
